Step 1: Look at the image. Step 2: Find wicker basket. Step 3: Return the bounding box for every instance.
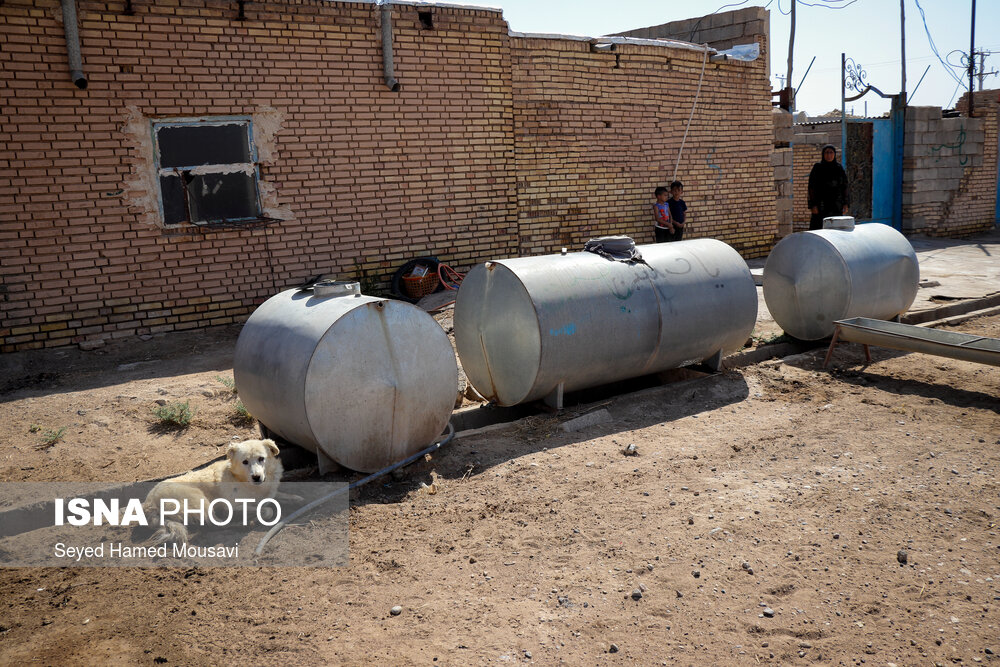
[402,271,439,298]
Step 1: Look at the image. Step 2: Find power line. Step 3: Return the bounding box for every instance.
[912,0,967,86]
[945,75,966,108]
[794,0,859,8]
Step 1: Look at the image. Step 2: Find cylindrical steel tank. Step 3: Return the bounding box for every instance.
[454,239,758,407]
[233,282,457,473]
[763,224,919,341]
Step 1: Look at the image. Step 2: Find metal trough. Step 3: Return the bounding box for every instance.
[823,317,1000,368]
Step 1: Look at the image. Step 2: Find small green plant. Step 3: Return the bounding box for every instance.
[754,331,794,347]
[152,400,194,427]
[354,263,383,297]
[235,400,253,422]
[39,427,66,447]
[215,375,237,394]
[228,399,255,427]
[28,424,41,433]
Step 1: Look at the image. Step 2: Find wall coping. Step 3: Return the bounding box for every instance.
[508,31,715,54]
[374,0,504,11]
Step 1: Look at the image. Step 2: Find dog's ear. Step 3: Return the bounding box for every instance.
[263,438,279,458]
[226,442,239,459]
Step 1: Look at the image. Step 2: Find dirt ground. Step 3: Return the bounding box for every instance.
[0,313,998,665]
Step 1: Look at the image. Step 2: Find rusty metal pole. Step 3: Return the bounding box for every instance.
[968,0,976,116]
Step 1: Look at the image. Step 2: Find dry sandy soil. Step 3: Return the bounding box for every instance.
[0,313,998,665]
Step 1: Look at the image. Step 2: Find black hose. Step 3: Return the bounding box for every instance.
[390,256,441,302]
[254,422,456,556]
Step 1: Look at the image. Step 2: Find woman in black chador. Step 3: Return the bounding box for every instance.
[807,144,849,230]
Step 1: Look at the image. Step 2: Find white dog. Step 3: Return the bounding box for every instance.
[143,438,283,545]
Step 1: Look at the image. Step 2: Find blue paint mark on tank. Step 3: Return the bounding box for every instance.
[549,323,576,336]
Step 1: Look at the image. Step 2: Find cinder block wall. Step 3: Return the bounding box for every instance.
[615,6,770,66]
[902,92,998,236]
[772,109,793,237]
[0,0,776,352]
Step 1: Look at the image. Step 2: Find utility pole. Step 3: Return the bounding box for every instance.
[968,0,975,115]
[900,0,906,105]
[787,0,796,112]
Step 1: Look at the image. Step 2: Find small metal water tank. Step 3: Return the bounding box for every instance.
[763,224,919,341]
[233,282,457,473]
[454,240,758,407]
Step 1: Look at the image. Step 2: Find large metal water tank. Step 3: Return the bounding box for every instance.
[233,282,457,473]
[763,224,919,341]
[454,240,757,407]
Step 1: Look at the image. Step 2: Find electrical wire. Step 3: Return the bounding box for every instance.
[673,45,710,183]
[794,0,858,8]
[687,0,751,41]
[945,76,966,109]
[912,0,966,86]
[712,0,753,14]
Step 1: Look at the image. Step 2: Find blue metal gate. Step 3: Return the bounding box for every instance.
[869,117,894,227]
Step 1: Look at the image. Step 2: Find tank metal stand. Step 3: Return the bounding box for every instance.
[702,349,724,372]
[823,325,871,369]
[543,382,564,411]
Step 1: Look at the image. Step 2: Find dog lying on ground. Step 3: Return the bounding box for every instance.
[143,438,283,545]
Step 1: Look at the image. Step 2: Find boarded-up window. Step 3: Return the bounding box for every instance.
[153,119,261,226]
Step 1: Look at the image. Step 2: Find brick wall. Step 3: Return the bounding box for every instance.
[903,92,998,236]
[1,0,777,352]
[792,123,841,230]
[509,34,775,256]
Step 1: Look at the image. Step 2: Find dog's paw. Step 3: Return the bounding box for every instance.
[146,527,170,546]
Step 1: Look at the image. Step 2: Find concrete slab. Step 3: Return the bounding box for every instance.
[746,227,1000,339]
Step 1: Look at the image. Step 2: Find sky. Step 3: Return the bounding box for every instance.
[465,0,1000,117]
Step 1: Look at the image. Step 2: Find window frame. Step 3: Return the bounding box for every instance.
[151,116,264,228]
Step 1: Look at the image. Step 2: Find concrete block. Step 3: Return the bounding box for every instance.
[561,408,612,433]
[746,19,767,37]
[911,190,948,204]
[707,12,732,29]
[901,215,926,232]
[773,165,792,181]
[907,106,940,121]
[710,23,743,42]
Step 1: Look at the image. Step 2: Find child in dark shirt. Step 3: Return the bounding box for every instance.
[667,180,688,242]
